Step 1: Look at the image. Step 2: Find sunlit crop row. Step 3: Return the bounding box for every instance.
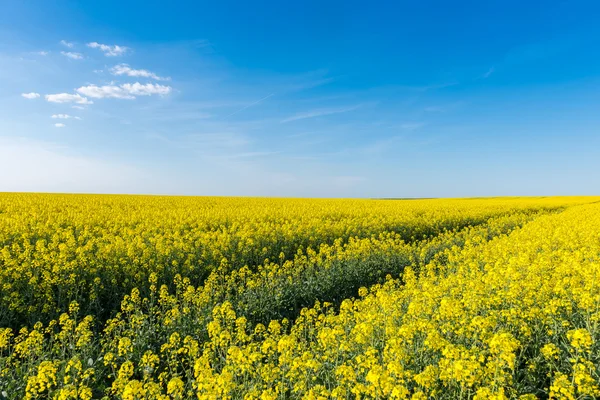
[188,202,600,399]
[0,194,599,399]
[1,194,582,327]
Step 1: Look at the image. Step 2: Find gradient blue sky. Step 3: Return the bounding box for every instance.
[1,1,599,197]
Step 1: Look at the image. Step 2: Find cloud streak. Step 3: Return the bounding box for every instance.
[76,83,172,99]
[226,93,274,117]
[110,64,169,80]
[281,105,362,123]
[87,42,128,56]
[152,132,279,162]
[61,51,83,60]
[482,67,495,78]
[186,132,250,149]
[21,92,40,99]
[52,114,81,120]
[45,93,93,105]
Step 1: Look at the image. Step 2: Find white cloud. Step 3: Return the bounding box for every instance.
[45,93,93,105]
[87,42,128,56]
[60,40,74,48]
[482,67,495,78]
[72,105,86,110]
[76,84,134,99]
[76,82,172,99]
[36,51,49,56]
[21,92,40,99]
[121,82,171,96]
[51,114,81,120]
[281,105,362,123]
[61,51,84,60]
[110,64,169,80]
[54,123,66,128]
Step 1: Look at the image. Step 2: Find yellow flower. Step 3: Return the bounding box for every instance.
[122,380,145,400]
[549,373,575,400]
[567,329,593,351]
[541,343,560,360]
[25,361,57,399]
[118,337,133,357]
[167,377,185,398]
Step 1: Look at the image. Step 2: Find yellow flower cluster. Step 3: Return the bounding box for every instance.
[3,193,581,328]
[1,194,599,398]
[184,201,600,399]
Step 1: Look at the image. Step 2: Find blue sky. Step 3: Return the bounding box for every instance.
[1,1,600,197]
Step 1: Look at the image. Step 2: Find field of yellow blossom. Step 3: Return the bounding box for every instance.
[1,193,599,399]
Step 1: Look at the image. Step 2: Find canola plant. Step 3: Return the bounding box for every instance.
[0,194,598,399]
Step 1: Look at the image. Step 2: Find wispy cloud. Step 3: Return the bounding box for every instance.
[21,92,40,99]
[118,82,172,97]
[76,85,135,100]
[188,132,278,161]
[60,40,74,48]
[137,106,212,122]
[54,123,66,128]
[423,101,463,113]
[226,93,274,117]
[186,132,249,148]
[482,67,495,79]
[76,83,172,99]
[110,64,170,81]
[417,81,459,91]
[361,135,402,155]
[285,77,335,92]
[45,93,93,105]
[61,51,83,60]
[51,114,81,120]
[35,51,49,56]
[150,132,277,161]
[359,131,439,157]
[87,42,129,56]
[281,104,362,123]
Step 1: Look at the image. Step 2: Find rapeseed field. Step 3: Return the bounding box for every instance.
[1,194,599,399]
